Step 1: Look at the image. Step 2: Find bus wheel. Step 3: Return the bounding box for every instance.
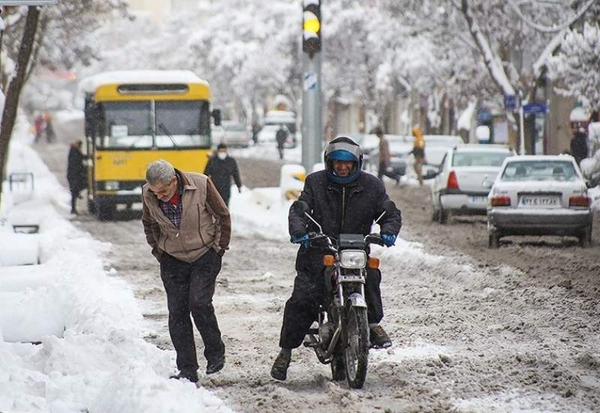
[97,202,115,221]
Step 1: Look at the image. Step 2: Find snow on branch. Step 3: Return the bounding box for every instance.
[507,0,599,33]
[532,28,568,77]
[459,0,516,95]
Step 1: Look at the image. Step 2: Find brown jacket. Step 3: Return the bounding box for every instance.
[142,170,231,263]
[379,136,391,166]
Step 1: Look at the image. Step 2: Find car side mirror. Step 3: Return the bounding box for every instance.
[423,170,438,180]
[586,180,595,189]
[211,109,222,126]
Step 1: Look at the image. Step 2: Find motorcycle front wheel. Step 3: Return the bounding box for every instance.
[344,305,369,389]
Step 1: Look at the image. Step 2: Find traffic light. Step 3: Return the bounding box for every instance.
[303,0,321,57]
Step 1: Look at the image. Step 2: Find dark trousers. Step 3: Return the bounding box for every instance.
[378,161,398,181]
[279,267,384,349]
[160,250,225,374]
[70,190,79,213]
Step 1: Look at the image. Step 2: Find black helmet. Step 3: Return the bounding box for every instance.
[324,136,363,184]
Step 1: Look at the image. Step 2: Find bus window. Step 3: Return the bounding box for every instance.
[100,102,153,148]
[155,101,211,148]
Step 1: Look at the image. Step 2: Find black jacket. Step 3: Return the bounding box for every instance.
[67,147,87,193]
[570,133,588,165]
[289,170,402,267]
[204,156,242,198]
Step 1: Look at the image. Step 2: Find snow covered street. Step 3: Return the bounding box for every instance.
[1,113,598,412]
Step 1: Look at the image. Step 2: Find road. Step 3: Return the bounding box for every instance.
[33,115,600,412]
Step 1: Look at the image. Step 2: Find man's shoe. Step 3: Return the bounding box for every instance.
[370,325,392,348]
[206,355,225,375]
[270,352,291,381]
[170,371,199,383]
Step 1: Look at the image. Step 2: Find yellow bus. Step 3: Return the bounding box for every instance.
[80,70,220,220]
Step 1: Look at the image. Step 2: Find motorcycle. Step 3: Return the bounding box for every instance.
[296,200,394,389]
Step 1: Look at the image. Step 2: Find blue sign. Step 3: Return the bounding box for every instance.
[523,102,548,115]
[477,109,492,122]
[504,94,520,111]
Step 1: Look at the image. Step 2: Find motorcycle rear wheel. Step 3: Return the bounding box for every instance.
[344,305,369,389]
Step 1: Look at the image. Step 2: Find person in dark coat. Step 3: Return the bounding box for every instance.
[270,136,402,381]
[570,127,588,166]
[204,143,242,206]
[275,125,288,159]
[67,140,87,214]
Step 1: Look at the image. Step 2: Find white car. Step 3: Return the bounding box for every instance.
[423,135,464,175]
[212,121,251,148]
[431,144,515,223]
[487,155,593,248]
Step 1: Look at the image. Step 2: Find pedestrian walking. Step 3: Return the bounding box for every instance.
[252,123,260,145]
[34,113,44,143]
[410,126,426,185]
[66,140,87,215]
[45,113,56,143]
[276,125,288,160]
[588,110,600,158]
[570,126,588,166]
[142,160,231,383]
[204,143,242,206]
[373,126,399,184]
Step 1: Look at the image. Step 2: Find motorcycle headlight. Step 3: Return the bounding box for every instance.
[104,181,120,191]
[339,250,367,269]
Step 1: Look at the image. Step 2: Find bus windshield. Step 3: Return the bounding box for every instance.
[97,100,211,149]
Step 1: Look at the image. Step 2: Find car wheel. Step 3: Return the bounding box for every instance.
[579,225,592,248]
[488,231,500,249]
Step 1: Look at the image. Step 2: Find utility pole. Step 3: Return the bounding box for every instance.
[301,0,322,173]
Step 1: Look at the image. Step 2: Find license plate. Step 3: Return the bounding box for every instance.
[469,196,487,204]
[519,196,559,207]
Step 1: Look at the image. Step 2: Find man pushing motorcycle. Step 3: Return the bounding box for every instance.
[271,136,402,381]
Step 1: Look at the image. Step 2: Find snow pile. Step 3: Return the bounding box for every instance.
[0,133,232,412]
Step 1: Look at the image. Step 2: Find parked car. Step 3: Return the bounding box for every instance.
[487,155,593,248]
[431,144,515,223]
[212,121,252,148]
[423,135,464,175]
[365,134,413,177]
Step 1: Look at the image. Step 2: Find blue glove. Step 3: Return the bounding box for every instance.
[291,233,310,248]
[381,233,396,247]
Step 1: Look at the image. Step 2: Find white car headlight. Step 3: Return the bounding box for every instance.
[339,250,367,269]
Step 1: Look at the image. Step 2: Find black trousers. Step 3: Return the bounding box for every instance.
[378,161,398,181]
[160,250,225,374]
[279,267,384,349]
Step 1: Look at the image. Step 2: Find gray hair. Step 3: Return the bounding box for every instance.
[146,159,175,185]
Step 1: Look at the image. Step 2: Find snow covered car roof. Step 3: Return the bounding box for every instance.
[78,70,209,94]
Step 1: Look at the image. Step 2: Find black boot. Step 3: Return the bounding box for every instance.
[370,325,392,348]
[170,370,199,383]
[270,349,291,381]
[206,354,225,375]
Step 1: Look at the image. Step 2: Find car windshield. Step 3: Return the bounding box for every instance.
[452,152,510,167]
[501,160,578,182]
[98,100,210,149]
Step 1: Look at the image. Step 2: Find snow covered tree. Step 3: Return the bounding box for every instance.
[0,1,127,202]
[548,23,600,109]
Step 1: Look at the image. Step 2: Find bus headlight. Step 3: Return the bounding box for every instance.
[104,181,120,191]
[339,250,366,269]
